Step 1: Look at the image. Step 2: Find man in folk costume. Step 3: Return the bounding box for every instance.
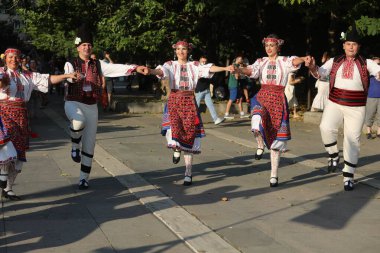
[308,25,380,191]
[64,24,144,190]
[0,48,76,200]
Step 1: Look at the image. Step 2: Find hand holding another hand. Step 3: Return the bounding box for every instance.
[136,66,150,75]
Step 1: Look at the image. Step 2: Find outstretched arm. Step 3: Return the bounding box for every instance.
[292,56,313,67]
[49,73,77,85]
[210,65,235,73]
[136,67,163,77]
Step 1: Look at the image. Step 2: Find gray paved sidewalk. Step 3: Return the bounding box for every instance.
[0,108,193,253]
[2,95,380,253]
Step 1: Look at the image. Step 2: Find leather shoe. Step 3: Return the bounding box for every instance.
[183,175,192,186]
[172,149,181,164]
[269,177,278,187]
[255,148,264,160]
[2,189,21,200]
[71,149,81,163]
[344,180,354,191]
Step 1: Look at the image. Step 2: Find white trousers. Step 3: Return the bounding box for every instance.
[319,100,365,175]
[64,101,98,173]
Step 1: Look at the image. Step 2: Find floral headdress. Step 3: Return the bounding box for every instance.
[4,48,21,56]
[261,37,284,46]
[172,41,194,50]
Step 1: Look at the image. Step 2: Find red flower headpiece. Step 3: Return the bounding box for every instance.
[4,48,21,56]
[172,41,194,50]
[262,37,284,46]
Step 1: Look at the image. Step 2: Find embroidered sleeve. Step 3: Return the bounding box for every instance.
[100,60,137,77]
[32,72,49,93]
[247,59,260,79]
[367,59,380,81]
[64,62,75,83]
[155,62,171,80]
[198,63,214,78]
[286,56,301,72]
[315,58,334,80]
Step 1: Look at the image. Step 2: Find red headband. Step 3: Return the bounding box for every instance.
[172,41,193,50]
[262,38,284,46]
[4,48,21,56]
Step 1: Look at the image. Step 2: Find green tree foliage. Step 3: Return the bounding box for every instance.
[14,0,380,62]
[278,0,380,36]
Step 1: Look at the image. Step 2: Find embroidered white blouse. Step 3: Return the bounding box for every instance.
[0,67,49,101]
[247,56,300,86]
[156,61,214,90]
[314,58,380,91]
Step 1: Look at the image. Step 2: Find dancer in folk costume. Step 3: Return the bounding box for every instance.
[307,26,380,191]
[0,48,76,200]
[64,24,145,190]
[238,34,311,187]
[138,40,234,186]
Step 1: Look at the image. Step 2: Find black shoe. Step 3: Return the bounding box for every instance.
[366,133,372,139]
[255,148,264,160]
[172,149,181,164]
[327,158,339,173]
[2,189,21,200]
[183,175,192,186]
[344,180,354,191]
[269,177,278,187]
[78,179,89,190]
[71,149,81,163]
[0,180,7,189]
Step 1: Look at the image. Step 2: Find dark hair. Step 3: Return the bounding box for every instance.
[266,34,280,39]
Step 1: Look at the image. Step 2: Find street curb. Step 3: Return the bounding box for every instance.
[42,108,241,253]
[205,128,380,190]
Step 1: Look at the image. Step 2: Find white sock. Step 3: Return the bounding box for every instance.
[270,149,280,178]
[184,153,193,176]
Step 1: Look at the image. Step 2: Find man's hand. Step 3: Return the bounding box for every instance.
[225,65,235,72]
[136,66,150,75]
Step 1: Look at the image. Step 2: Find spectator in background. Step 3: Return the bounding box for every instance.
[195,56,225,125]
[285,72,304,118]
[364,57,380,139]
[311,52,331,112]
[101,50,114,111]
[224,55,250,119]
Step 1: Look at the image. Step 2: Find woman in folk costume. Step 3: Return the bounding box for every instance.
[64,24,145,190]
[0,115,17,191]
[238,34,311,187]
[307,25,380,191]
[0,48,76,200]
[138,40,234,186]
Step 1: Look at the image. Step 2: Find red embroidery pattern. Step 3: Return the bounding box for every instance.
[0,101,29,162]
[179,64,190,89]
[166,90,204,151]
[266,61,277,84]
[330,55,369,94]
[255,84,287,147]
[342,58,354,80]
